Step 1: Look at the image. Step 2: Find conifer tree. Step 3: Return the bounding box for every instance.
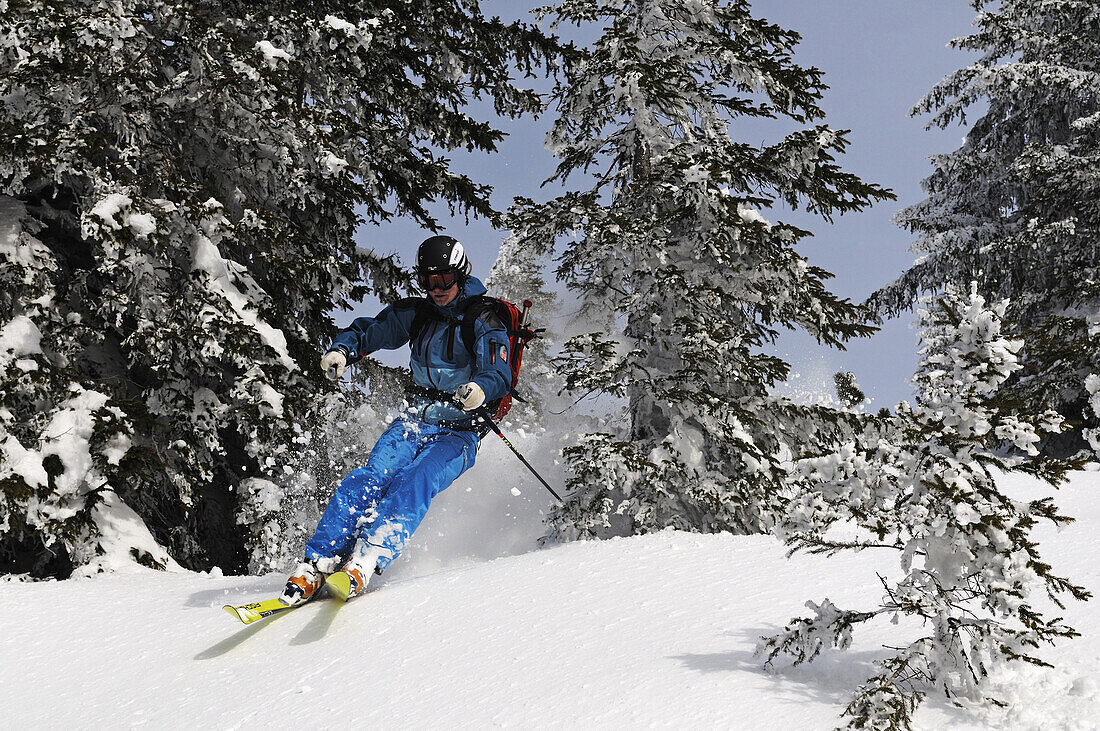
[833,371,867,410]
[485,232,564,432]
[761,285,1087,729]
[868,0,1100,455]
[504,0,891,537]
[0,1,558,576]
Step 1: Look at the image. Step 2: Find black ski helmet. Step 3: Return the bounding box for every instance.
[416,235,470,279]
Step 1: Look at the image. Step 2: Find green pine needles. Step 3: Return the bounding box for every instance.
[506,0,892,538]
[0,0,560,576]
[868,0,1100,456]
[761,285,1089,730]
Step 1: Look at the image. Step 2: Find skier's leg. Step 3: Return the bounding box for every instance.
[302,421,422,567]
[348,426,480,575]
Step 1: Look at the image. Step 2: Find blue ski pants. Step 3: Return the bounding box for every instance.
[304,420,480,572]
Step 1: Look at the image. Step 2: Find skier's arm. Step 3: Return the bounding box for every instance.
[468,314,512,402]
[327,299,419,363]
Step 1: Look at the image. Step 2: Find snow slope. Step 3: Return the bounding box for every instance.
[2,470,1098,730]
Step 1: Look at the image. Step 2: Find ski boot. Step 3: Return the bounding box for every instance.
[327,544,387,601]
[280,560,327,607]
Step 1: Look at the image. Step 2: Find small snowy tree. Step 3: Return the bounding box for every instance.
[485,232,565,432]
[868,0,1100,455]
[0,1,558,576]
[760,285,1088,729]
[833,371,867,410]
[505,0,891,538]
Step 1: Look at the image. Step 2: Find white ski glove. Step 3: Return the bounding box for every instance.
[320,350,347,381]
[454,382,485,411]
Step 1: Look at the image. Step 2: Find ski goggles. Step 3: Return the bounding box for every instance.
[417,270,460,292]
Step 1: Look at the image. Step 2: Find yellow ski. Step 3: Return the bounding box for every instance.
[326,571,355,601]
[222,598,296,625]
[224,572,364,623]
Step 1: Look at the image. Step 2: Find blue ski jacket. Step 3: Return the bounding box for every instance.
[327,277,511,428]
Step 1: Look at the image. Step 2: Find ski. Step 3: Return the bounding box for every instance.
[222,597,300,625]
[223,570,366,623]
[325,571,357,601]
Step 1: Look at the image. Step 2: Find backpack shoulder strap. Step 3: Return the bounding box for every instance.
[408,297,466,340]
[459,295,506,355]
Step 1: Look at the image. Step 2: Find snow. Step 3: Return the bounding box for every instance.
[87,192,157,238]
[237,478,283,514]
[319,150,349,175]
[0,196,34,264]
[125,211,157,238]
[324,15,356,34]
[81,490,181,577]
[254,40,291,67]
[87,192,130,229]
[2,468,1098,729]
[737,203,773,227]
[0,314,42,365]
[0,432,48,488]
[6,387,114,512]
[190,228,296,371]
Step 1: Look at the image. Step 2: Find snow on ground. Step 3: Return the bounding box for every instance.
[2,468,1099,730]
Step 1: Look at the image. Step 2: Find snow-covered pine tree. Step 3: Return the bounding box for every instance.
[867,0,1100,456]
[0,1,558,576]
[503,0,892,537]
[760,284,1087,729]
[833,371,867,410]
[485,232,564,432]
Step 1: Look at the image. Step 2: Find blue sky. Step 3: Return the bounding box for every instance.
[352,0,980,410]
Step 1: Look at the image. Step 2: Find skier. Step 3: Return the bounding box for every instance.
[281,235,512,604]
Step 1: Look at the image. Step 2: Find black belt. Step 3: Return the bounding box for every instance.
[405,384,458,403]
[404,385,489,436]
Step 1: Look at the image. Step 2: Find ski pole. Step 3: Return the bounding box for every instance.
[476,405,563,503]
